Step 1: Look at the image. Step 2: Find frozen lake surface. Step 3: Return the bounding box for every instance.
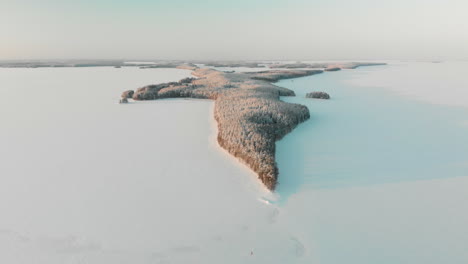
[1,63,467,263]
[0,67,283,263]
[276,61,468,264]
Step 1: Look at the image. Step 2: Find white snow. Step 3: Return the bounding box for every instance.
[275,61,468,264]
[0,67,304,264]
[2,63,468,264]
[347,61,468,109]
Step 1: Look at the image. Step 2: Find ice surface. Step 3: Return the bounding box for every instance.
[276,61,468,264]
[0,67,296,263]
[1,63,468,263]
[347,61,468,109]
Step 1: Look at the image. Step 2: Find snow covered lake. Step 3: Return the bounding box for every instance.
[0,67,281,263]
[276,61,468,264]
[1,62,468,264]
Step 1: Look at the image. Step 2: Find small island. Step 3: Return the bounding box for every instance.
[306,92,331,99]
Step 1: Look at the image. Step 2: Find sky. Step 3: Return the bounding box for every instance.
[1,0,467,61]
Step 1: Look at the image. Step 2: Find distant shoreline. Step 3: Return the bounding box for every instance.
[0,60,386,69]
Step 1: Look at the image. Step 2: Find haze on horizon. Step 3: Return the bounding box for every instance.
[1,0,467,61]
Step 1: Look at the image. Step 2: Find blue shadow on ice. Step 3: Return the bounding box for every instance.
[275,67,468,204]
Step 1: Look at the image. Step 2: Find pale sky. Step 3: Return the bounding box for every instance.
[1,0,467,61]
